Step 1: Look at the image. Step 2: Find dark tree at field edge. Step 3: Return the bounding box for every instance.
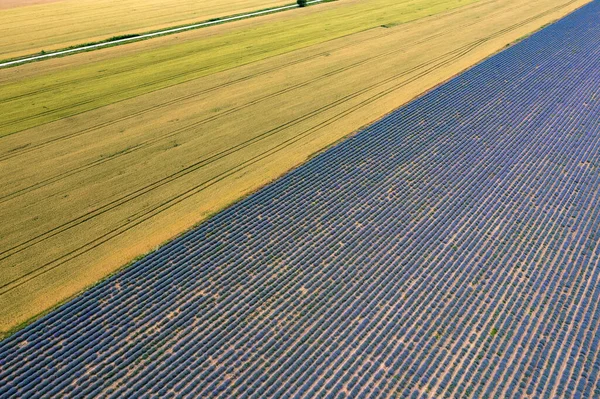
[297,0,307,7]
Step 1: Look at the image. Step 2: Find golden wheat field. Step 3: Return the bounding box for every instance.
[0,0,291,59]
[0,0,590,336]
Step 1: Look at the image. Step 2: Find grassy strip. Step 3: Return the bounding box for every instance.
[0,1,333,69]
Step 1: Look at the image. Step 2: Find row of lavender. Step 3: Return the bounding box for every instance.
[2,1,600,398]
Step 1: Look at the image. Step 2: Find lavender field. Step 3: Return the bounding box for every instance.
[1,1,600,398]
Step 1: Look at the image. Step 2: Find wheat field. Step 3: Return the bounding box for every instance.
[0,0,291,59]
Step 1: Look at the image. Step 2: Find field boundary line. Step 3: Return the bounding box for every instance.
[0,0,326,69]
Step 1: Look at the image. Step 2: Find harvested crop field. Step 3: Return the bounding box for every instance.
[2,1,600,398]
[0,0,62,10]
[0,0,291,59]
[0,0,589,335]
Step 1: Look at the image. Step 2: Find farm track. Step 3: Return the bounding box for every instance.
[0,0,583,295]
[0,1,327,69]
[0,0,426,105]
[0,0,296,60]
[2,3,600,396]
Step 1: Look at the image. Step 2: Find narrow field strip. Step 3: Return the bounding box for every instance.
[0,0,294,59]
[1,2,599,398]
[0,0,324,69]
